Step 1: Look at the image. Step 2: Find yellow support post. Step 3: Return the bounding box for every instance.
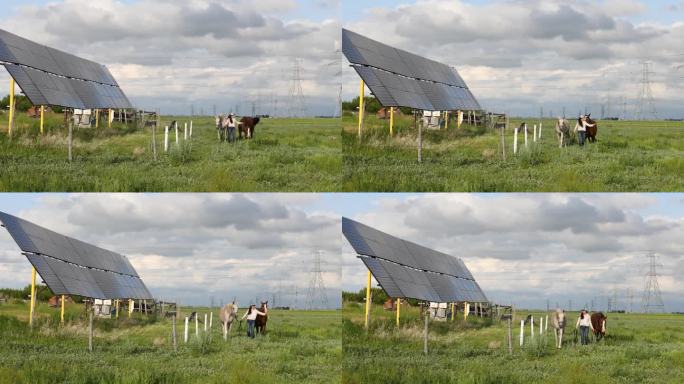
[40,106,45,135]
[396,298,401,326]
[389,107,394,136]
[108,109,112,129]
[60,295,65,324]
[29,267,36,327]
[451,302,455,321]
[358,80,365,139]
[445,111,449,130]
[128,299,133,318]
[8,78,15,136]
[464,301,469,320]
[95,109,99,129]
[458,110,463,129]
[364,271,371,329]
[115,299,120,319]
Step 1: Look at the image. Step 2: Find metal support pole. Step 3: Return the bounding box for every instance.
[445,111,449,130]
[88,308,93,352]
[115,299,119,319]
[108,109,112,129]
[508,318,513,354]
[172,313,178,352]
[8,78,15,136]
[40,106,45,135]
[389,107,394,136]
[60,295,65,324]
[128,299,133,318]
[464,301,469,320]
[451,302,455,321]
[418,116,422,163]
[358,80,365,139]
[95,109,99,129]
[29,267,36,327]
[423,312,429,355]
[67,113,73,162]
[364,271,371,329]
[396,298,400,327]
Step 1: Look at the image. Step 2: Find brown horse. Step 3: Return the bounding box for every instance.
[239,117,260,139]
[590,312,607,341]
[255,301,268,335]
[584,114,598,142]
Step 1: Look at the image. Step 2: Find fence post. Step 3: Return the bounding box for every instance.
[513,127,518,154]
[520,319,524,346]
[539,122,542,139]
[423,311,429,355]
[184,122,187,141]
[531,316,534,339]
[172,313,177,352]
[507,318,513,355]
[539,316,543,336]
[195,313,199,337]
[190,121,193,138]
[184,317,189,343]
[204,313,208,332]
[545,315,549,332]
[524,124,528,148]
[175,122,179,145]
[88,308,93,352]
[164,126,169,152]
[533,125,537,142]
[209,312,213,329]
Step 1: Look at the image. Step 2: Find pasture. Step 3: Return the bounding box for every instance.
[0,112,340,191]
[0,300,341,384]
[342,300,684,384]
[342,114,684,192]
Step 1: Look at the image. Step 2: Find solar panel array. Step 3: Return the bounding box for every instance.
[0,28,132,109]
[342,28,480,111]
[343,217,487,303]
[0,211,152,300]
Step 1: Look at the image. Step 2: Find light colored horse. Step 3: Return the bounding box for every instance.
[219,302,238,340]
[555,118,571,147]
[551,308,566,349]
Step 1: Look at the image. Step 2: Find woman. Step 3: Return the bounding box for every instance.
[575,310,594,345]
[574,115,596,147]
[241,304,267,338]
[225,113,237,143]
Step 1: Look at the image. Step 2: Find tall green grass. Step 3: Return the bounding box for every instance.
[0,301,341,384]
[342,301,684,384]
[342,114,684,191]
[0,113,341,191]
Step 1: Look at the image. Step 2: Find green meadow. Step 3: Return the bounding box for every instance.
[0,300,341,384]
[0,112,340,191]
[342,300,684,384]
[342,113,684,192]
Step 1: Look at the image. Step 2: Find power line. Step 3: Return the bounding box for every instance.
[635,61,658,120]
[287,58,306,118]
[305,250,329,310]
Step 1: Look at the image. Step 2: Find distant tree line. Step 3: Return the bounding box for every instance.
[342,96,413,115]
[342,288,420,306]
[0,285,53,301]
[1,94,63,113]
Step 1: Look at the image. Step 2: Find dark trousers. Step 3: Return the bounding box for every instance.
[578,131,586,146]
[580,325,590,345]
[247,319,256,338]
[228,127,236,143]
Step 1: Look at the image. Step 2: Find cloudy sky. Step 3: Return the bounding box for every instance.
[340,193,684,312]
[342,0,684,118]
[0,0,340,116]
[0,194,342,308]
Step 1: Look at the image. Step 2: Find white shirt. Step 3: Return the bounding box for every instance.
[242,309,266,321]
[576,315,592,328]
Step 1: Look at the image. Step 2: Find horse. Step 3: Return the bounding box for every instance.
[239,117,260,139]
[590,312,607,341]
[219,302,238,340]
[255,301,268,335]
[516,122,529,135]
[584,114,598,142]
[550,309,566,349]
[555,118,571,147]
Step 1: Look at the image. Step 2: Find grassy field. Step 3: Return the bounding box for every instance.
[342,300,684,384]
[342,114,684,191]
[0,300,341,384]
[0,112,340,191]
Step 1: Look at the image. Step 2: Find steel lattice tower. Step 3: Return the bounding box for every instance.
[287,58,306,118]
[635,61,658,121]
[642,253,665,313]
[305,250,329,310]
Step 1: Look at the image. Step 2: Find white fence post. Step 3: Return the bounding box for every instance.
[175,122,179,145]
[195,314,199,337]
[164,126,169,152]
[533,124,537,142]
[531,316,534,338]
[539,122,542,139]
[209,312,213,329]
[539,316,543,336]
[204,313,208,332]
[524,124,528,148]
[513,128,518,154]
[184,122,188,141]
[520,319,524,346]
[190,121,193,138]
[184,317,189,343]
[545,315,549,332]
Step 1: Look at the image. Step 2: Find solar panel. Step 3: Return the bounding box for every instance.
[0,28,132,109]
[0,211,152,300]
[343,29,481,111]
[343,217,487,303]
